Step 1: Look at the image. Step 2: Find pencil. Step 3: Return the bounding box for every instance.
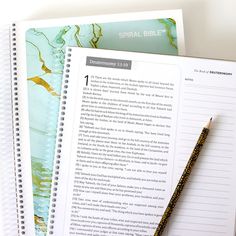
[154,117,212,236]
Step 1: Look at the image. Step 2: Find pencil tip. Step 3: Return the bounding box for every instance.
[206,117,213,129]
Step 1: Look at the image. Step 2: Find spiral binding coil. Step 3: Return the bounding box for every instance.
[48,48,72,235]
[10,23,26,236]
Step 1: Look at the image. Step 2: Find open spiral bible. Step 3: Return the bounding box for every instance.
[47,47,236,236]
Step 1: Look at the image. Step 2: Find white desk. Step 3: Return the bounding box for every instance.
[0,0,236,60]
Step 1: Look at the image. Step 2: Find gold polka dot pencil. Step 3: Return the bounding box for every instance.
[154,117,212,236]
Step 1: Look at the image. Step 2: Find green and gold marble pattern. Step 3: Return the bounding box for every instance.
[26,18,178,235]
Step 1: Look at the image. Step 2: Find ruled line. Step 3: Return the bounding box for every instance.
[181,118,234,126]
[184,187,230,194]
[177,153,233,159]
[178,200,229,207]
[182,111,235,119]
[171,227,226,234]
[179,138,233,146]
[173,220,226,227]
[172,213,226,220]
[184,91,236,99]
[185,83,236,91]
[180,132,232,139]
[179,159,231,166]
[174,180,230,188]
[186,194,229,200]
[188,180,230,186]
[177,172,230,180]
[179,146,233,153]
[183,105,236,112]
[180,125,234,133]
[184,98,236,105]
[193,167,231,173]
[175,207,227,214]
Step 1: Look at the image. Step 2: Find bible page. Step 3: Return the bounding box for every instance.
[48,48,181,236]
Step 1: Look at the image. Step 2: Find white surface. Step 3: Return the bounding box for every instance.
[0,0,236,60]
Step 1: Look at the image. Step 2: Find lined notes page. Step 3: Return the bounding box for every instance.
[168,59,236,236]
